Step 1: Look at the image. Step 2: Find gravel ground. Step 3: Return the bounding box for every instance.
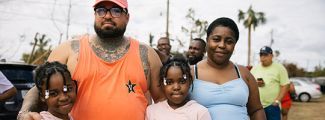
[288,95,325,120]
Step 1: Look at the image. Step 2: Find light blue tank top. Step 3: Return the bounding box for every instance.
[189,64,249,120]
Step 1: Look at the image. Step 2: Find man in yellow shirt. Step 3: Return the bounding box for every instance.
[251,46,290,120]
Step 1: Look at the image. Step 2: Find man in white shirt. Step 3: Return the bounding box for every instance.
[0,71,17,102]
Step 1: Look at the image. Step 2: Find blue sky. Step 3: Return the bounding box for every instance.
[0,0,324,71]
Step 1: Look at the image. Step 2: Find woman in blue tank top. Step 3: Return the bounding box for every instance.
[189,17,266,120]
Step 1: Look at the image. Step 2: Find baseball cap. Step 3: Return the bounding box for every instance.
[259,46,273,54]
[93,0,128,9]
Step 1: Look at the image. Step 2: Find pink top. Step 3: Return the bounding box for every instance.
[146,100,211,120]
[40,111,73,120]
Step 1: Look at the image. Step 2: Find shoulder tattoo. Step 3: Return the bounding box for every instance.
[139,44,150,82]
[71,40,80,53]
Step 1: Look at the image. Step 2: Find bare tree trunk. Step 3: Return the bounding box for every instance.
[248,25,252,66]
[28,33,39,64]
[31,50,51,65]
[149,33,154,47]
[190,31,193,42]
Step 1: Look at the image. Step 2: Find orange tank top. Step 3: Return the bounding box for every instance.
[71,35,148,120]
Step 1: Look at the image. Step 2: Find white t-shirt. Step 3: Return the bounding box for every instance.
[0,71,14,94]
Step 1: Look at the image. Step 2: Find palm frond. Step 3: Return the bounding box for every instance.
[238,10,245,22]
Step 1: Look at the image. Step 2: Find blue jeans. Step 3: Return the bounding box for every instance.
[264,104,281,120]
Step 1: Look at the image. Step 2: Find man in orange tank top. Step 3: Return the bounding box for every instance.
[17,0,165,120]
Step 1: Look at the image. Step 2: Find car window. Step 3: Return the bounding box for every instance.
[302,80,315,85]
[1,69,34,83]
[292,81,301,86]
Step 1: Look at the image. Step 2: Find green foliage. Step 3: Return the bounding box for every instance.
[181,8,208,40]
[272,45,325,78]
[283,62,306,77]
[312,65,325,77]
[238,5,266,30]
[283,62,325,77]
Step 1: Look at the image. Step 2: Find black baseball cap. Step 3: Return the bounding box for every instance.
[259,46,273,54]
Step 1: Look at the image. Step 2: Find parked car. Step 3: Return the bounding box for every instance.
[291,78,322,102]
[0,62,36,119]
[314,77,325,94]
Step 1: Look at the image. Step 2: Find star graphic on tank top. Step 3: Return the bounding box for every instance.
[126,80,136,93]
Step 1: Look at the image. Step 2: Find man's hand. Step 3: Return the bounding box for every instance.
[257,78,265,87]
[272,100,280,106]
[17,111,42,120]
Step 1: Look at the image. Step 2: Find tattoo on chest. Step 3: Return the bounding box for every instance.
[90,39,130,63]
[139,44,150,81]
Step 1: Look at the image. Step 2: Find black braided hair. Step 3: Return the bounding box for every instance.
[159,56,193,89]
[34,61,72,97]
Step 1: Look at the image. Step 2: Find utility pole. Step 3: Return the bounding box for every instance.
[149,33,154,47]
[270,29,274,47]
[58,33,63,45]
[66,0,72,40]
[306,59,309,72]
[166,0,170,39]
[51,0,63,45]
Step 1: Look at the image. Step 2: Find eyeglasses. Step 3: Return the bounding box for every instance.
[94,7,127,18]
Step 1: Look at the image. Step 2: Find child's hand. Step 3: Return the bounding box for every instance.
[17,111,42,120]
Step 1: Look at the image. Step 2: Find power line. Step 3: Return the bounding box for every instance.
[50,0,63,45]
[51,0,62,33]
[0,10,91,26]
[0,10,65,22]
[19,0,88,7]
[6,34,26,59]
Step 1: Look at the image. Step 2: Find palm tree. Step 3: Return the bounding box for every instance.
[238,5,266,66]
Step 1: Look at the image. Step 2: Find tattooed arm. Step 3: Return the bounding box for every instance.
[139,43,165,103]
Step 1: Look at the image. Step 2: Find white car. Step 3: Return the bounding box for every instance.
[291,78,322,102]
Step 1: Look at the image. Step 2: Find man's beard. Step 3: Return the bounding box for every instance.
[94,23,126,39]
[188,55,204,65]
